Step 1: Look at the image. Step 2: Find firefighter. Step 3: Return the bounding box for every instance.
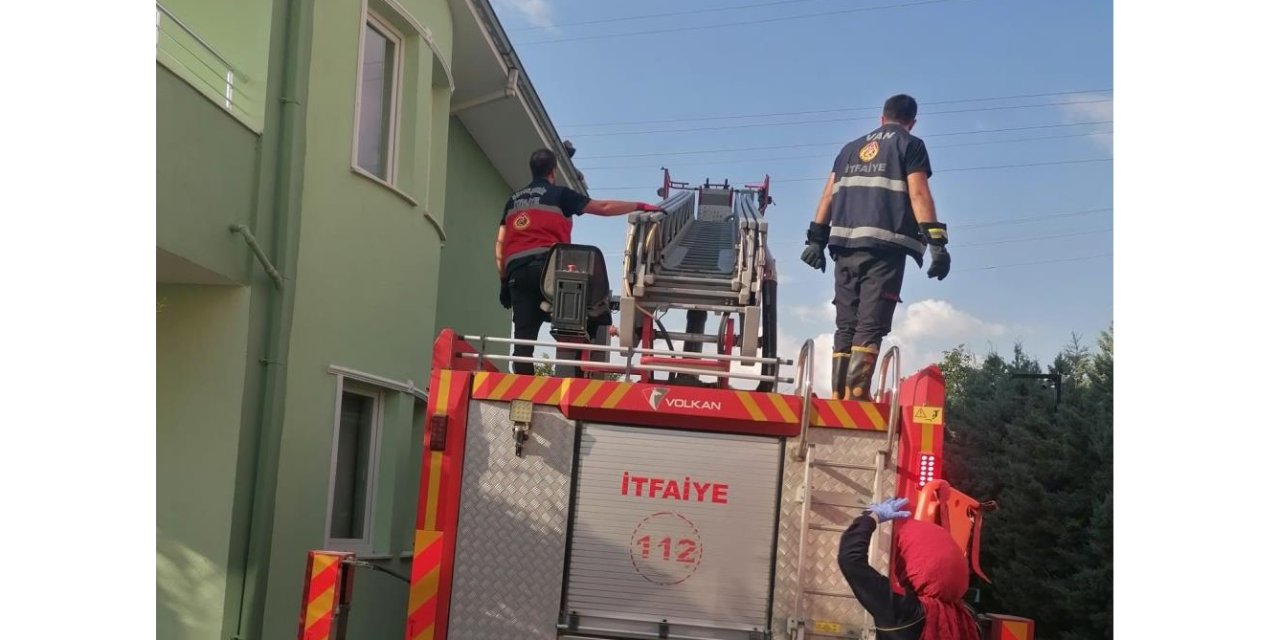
[800,94,951,400]
[838,498,980,640]
[496,147,661,375]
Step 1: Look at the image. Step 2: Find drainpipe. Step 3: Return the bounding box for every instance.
[233,0,313,636]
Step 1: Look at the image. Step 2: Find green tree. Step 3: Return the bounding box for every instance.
[941,328,1113,639]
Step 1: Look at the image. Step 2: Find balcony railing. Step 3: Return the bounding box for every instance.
[155,2,262,131]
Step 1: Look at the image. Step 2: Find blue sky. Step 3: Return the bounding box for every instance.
[492,0,1113,392]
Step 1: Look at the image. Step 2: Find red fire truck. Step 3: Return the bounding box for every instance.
[297,176,1035,640]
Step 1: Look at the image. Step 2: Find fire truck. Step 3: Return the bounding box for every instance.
[297,174,1035,640]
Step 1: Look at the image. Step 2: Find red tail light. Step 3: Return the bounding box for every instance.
[429,415,448,451]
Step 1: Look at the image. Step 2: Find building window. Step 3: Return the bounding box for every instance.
[327,380,384,550]
[354,13,402,182]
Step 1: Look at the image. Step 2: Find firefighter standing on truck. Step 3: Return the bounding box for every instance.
[496,147,661,375]
[800,94,951,400]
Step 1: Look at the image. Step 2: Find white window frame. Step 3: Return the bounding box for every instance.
[351,9,405,186]
[323,377,386,554]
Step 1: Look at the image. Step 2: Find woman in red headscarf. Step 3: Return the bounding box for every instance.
[837,497,981,640]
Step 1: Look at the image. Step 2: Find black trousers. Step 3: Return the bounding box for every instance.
[508,258,607,376]
[508,259,548,375]
[832,248,906,353]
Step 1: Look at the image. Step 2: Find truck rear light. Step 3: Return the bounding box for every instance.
[919,453,936,487]
[429,415,448,451]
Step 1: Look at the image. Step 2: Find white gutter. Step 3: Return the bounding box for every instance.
[463,0,587,194]
[450,68,519,113]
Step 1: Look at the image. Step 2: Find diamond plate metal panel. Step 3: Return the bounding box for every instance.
[447,401,576,640]
[772,427,899,638]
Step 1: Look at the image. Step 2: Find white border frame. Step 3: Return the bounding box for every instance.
[323,376,386,555]
[351,8,405,187]
[327,363,427,401]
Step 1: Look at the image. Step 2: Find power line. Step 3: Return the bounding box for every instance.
[592,209,1113,258]
[577,120,1114,160]
[587,157,1113,191]
[508,0,825,32]
[515,0,972,45]
[568,98,1113,138]
[955,207,1112,230]
[568,88,1112,127]
[955,253,1112,272]
[950,227,1111,248]
[579,129,1112,170]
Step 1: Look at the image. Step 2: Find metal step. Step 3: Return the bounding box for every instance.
[642,285,741,300]
[651,273,739,287]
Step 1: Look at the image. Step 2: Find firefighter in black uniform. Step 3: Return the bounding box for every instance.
[800,94,951,400]
[496,147,661,375]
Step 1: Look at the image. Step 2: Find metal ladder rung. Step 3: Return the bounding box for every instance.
[803,588,858,600]
[642,285,740,298]
[651,274,737,286]
[811,459,878,472]
[807,524,848,533]
[809,499,866,509]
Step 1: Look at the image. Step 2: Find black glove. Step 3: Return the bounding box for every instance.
[919,222,950,281]
[927,245,951,280]
[801,222,830,273]
[499,279,512,309]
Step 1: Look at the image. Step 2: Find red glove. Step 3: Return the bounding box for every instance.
[636,203,663,212]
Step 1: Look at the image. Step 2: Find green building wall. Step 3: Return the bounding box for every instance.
[158,0,547,637]
[156,285,253,640]
[257,0,456,637]
[156,65,260,285]
[435,116,515,341]
[157,0,273,131]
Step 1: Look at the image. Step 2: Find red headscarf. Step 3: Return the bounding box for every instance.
[894,518,981,640]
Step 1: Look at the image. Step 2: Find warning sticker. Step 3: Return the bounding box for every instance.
[913,405,943,425]
[814,621,843,634]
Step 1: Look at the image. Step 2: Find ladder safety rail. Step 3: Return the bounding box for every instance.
[618,172,779,385]
[624,190,697,298]
[792,338,816,461]
[788,338,816,639]
[862,345,901,632]
[790,440,816,640]
[460,334,796,385]
[874,345,903,469]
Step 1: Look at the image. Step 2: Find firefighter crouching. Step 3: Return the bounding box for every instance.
[496,147,662,374]
[800,94,952,400]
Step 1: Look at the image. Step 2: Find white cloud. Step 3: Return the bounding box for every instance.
[729,330,835,397]
[1057,92,1114,152]
[494,0,556,28]
[890,298,1006,342]
[885,299,1010,375]
[790,303,835,324]
[732,299,1011,399]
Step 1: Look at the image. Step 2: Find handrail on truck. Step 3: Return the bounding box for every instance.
[792,338,816,461]
[459,334,796,385]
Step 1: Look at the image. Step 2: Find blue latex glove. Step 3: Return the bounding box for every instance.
[867,497,911,522]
